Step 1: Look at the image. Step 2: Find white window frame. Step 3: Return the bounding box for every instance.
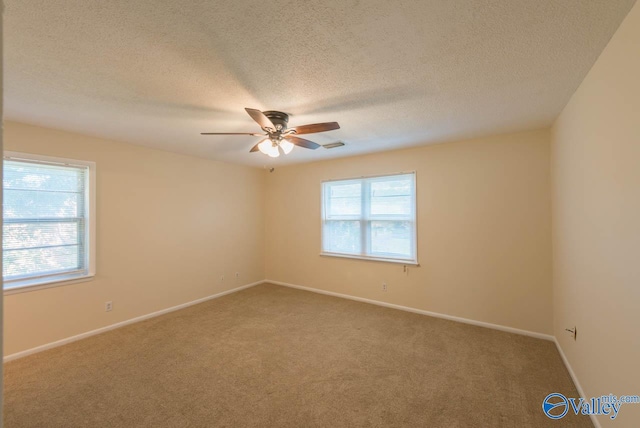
[3,151,96,294]
[321,172,418,265]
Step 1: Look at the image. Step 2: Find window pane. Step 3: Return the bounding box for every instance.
[4,189,82,219]
[371,221,412,257]
[4,221,80,250]
[3,245,80,279]
[326,182,361,217]
[370,178,412,216]
[4,162,83,192]
[323,221,361,254]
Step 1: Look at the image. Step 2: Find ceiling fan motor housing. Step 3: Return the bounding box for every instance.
[262,111,290,131]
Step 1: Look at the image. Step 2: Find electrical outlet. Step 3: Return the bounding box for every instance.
[105,301,113,312]
[220,275,224,282]
[235,272,239,280]
[382,282,387,292]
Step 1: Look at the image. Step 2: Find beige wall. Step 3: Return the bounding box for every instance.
[3,121,265,355]
[265,129,553,335]
[552,2,640,427]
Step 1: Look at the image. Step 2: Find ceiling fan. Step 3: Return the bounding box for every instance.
[201,108,340,157]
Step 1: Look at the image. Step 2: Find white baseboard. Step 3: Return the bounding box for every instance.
[266,279,554,341]
[3,281,263,362]
[554,338,601,428]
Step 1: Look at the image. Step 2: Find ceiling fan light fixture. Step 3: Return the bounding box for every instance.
[258,139,272,155]
[260,139,280,158]
[280,139,294,154]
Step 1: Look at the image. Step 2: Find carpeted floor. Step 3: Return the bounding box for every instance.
[4,283,592,427]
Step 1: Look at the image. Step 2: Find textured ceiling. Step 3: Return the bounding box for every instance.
[4,0,636,167]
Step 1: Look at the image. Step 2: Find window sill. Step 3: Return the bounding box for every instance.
[320,252,419,266]
[3,274,95,295]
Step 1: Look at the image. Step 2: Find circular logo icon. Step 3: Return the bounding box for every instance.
[543,393,569,419]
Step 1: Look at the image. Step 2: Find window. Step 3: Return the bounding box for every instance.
[321,172,417,264]
[3,152,96,290]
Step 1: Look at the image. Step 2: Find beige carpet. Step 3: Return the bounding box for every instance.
[4,283,592,427]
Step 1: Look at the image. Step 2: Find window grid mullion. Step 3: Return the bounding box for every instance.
[362,179,370,257]
[78,171,87,270]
